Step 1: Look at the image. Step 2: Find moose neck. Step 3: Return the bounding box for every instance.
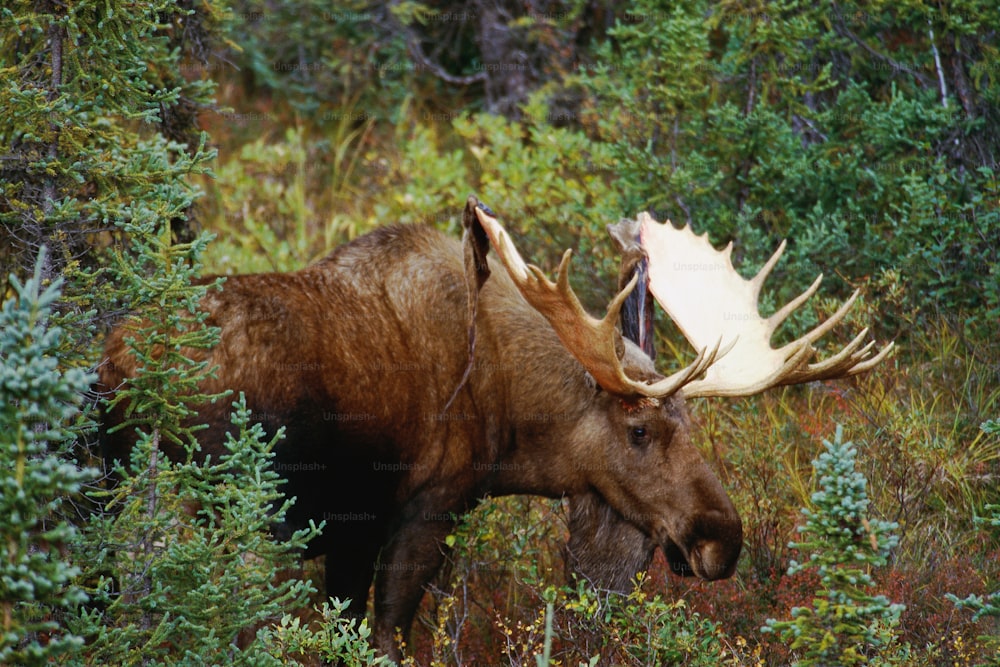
[476,299,601,498]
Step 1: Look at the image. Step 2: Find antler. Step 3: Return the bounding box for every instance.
[638,213,894,399]
[473,205,726,398]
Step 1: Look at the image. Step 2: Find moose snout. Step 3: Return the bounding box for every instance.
[665,509,743,581]
[689,537,741,580]
[693,509,743,579]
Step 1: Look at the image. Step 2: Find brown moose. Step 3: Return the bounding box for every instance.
[98,197,891,661]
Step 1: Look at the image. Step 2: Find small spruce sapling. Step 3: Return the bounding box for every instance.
[763,425,905,665]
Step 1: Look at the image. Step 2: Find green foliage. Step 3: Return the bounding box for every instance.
[0,0,224,426]
[0,0,225,291]
[225,0,412,119]
[577,0,1000,335]
[560,577,725,666]
[0,248,96,665]
[257,598,391,665]
[225,0,605,118]
[763,425,906,665]
[365,107,626,309]
[981,418,1000,439]
[100,222,224,452]
[63,202,322,664]
[71,395,321,665]
[203,102,627,308]
[360,101,626,254]
[850,323,1000,564]
[454,103,624,272]
[201,125,369,274]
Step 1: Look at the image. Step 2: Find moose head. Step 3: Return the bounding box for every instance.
[470,201,892,588]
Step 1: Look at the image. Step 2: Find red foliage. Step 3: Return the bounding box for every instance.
[877,541,1000,661]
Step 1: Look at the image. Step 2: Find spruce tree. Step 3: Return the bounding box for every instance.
[2,1,330,662]
[67,213,321,664]
[0,0,224,340]
[0,248,96,665]
[763,426,905,665]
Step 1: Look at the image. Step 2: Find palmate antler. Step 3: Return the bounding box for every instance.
[638,213,894,398]
[473,205,727,398]
[472,203,891,400]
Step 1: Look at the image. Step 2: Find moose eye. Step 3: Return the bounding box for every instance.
[628,426,650,447]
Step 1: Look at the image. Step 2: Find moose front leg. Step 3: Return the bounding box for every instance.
[372,504,456,662]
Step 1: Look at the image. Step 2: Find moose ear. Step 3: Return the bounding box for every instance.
[444,196,495,410]
[462,195,492,291]
[608,219,655,360]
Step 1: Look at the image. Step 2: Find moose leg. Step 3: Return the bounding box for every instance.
[322,523,384,618]
[372,504,456,662]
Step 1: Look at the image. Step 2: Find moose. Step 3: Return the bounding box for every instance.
[98,197,891,661]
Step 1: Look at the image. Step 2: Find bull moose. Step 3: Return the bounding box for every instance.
[98,196,891,661]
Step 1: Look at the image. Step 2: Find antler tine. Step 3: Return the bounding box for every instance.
[768,273,824,333]
[691,337,729,379]
[549,247,636,332]
[792,334,898,384]
[843,341,895,375]
[785,289,861,351]
[473,206,723,399]
[681,338,814,399]
[667,337,736,395]
[750,239,787,302]
[622,339,725,398]
[778,328,872,385]
[487,218,531,283]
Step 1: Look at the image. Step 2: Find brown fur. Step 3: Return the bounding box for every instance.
[98,223,742,661]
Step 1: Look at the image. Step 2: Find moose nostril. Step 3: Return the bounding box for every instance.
[684,509,743,580]
[692,540,740,580]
